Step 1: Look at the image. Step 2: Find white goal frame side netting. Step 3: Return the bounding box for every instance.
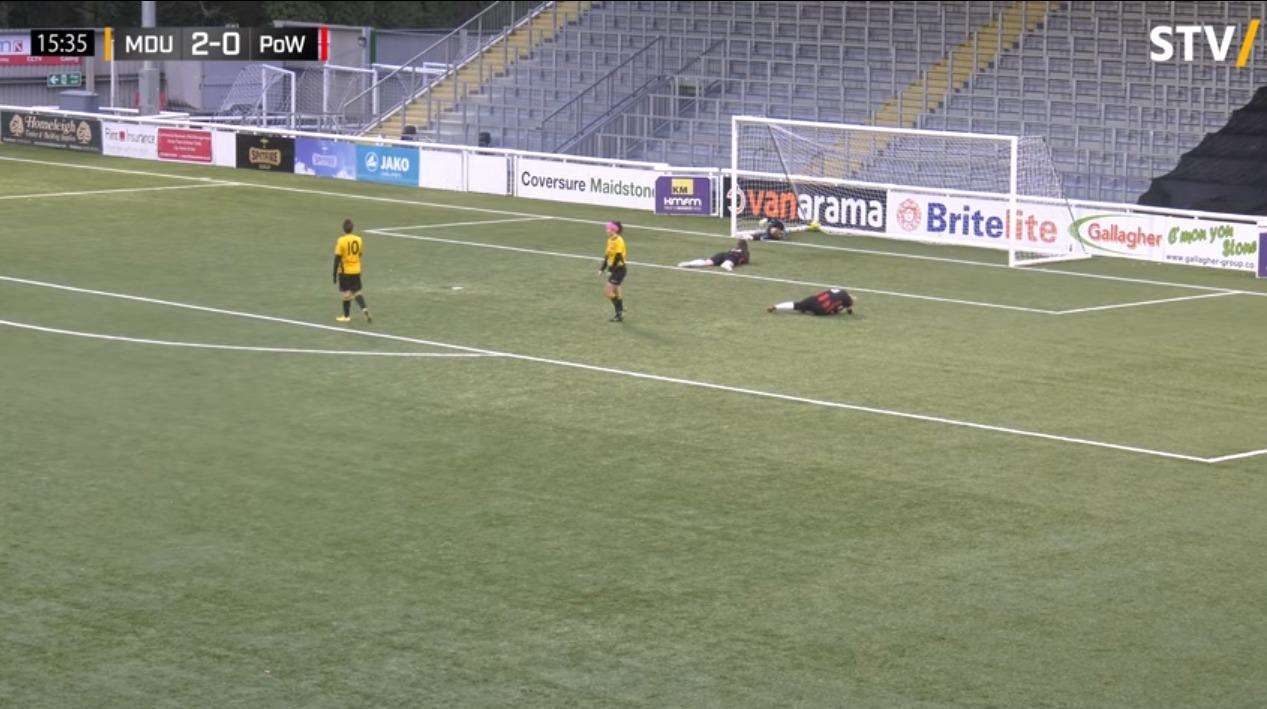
[216,64,296,128]
[729,116,1088,267]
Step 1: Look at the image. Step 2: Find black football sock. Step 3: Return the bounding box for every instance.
[354,295,367,310]
[342,300,351,317]
[613,298,623,315]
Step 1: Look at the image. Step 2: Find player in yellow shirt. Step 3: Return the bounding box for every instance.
[598,220,627,322]
[333,218,372,323]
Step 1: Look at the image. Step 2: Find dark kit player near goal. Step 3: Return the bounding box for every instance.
[767,288,855,316]
[677,239,750,271]
[745,217,786,241]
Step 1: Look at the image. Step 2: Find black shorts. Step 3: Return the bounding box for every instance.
[709,253,728,266]
[338,274,363,292]
[795,296,836,316]
[794,297,823,315]
[607,267,627,285]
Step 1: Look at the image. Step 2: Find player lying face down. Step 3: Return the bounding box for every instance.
[767,288,855,316]
[746,217,785,241]
[677,239,750,271]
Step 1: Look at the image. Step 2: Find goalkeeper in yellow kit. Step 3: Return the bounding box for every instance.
[599,220,627,322]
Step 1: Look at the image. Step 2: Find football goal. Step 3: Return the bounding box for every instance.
[730,116,1087,267]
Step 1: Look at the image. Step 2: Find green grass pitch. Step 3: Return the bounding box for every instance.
[2,142,1266,707]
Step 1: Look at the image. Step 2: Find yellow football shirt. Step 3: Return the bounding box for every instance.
[335,234,364,275]
[604,235,627,269]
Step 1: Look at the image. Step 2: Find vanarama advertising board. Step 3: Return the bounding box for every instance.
[517,158,657,210]
[732,177,886,232]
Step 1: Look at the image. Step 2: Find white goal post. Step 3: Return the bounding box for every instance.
[729,116,1089,267]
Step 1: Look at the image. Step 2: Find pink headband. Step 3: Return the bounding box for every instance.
[607,221,619,231]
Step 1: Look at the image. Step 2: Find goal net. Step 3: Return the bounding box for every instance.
[730,116,1087,267]
[216,64,296,128]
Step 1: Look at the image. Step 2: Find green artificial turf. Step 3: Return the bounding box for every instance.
[1,143,1265,707]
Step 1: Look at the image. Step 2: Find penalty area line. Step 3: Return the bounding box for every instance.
[0,319,496,357]
[378,216,553,230]
[368,228,1058,315]
[1202,448,1267,464]
[0,273,1232,465]
[0,182,239,200]
[1052,291,1241,315]
[5,152,1264,301]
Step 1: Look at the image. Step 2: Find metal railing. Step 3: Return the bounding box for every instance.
[339,0,550,135]
[562,38,727,159]
[532,36,666,152]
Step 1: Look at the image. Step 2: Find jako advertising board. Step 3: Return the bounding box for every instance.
[655,176,712,216]
[517,158,657,210]
[295,138,356,180]
[102,121,158,160]
[355,144,420,186]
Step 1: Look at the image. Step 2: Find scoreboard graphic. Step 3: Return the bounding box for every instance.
[28,27,330,62]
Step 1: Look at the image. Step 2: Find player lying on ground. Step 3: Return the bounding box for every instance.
[743,217,786,241]
[767,288,855,316]
[677,239,750,271]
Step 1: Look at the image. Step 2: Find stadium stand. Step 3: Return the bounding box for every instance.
[368,2,591,139]
[1140,85,1267,214]
[367,1,1267,205]
[921,2,1267,202]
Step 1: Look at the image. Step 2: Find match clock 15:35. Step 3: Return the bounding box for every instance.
[29,29,96,57]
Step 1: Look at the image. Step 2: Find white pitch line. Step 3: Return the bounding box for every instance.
[1053,291,1242,315]
[374,223,1260,315]
[370,228,1058,314]
[5,152,1264,300]
[1032,267,1252,295]
[0,319,494,357]
[0,182,237,201]
[0,273,1228,464]
[382,216,553,229]
[0,154,219,182]
[224,181,1267,299]
[1203,448,1267,464]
